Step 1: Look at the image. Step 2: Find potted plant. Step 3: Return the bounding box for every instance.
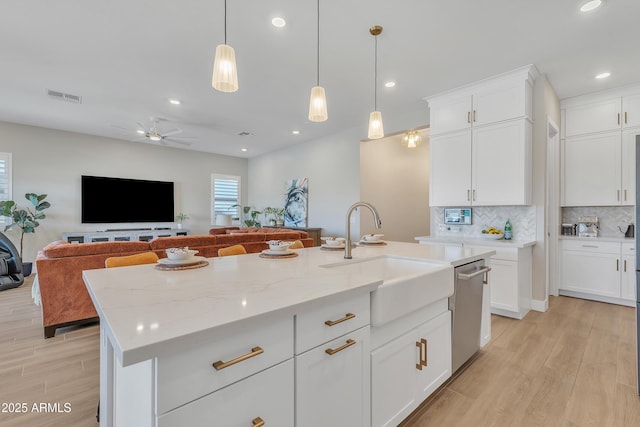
[0,193,51,276]
[176,212,189,229]
[263,207,279,227]
[275,208,286,226]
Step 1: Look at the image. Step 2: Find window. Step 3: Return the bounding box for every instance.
[0,153,11,225]
[211,174,241,225]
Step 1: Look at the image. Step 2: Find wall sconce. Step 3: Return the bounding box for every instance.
[403,130,422,148]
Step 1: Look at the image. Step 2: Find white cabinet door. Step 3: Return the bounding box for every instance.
[488,258,519,313]
[429,94,472,136]
[371,311,451,427]
[622,129,639,205]
[622,93,640,128]
[560,250,620,298]
[472,81,527,127]
[562,132,621,206]
[296,327,370,427]
[158,359,294,427]
[621,255,636,302]
[429,131,472,206]
[564,98,621,137]
[473,119,531,206]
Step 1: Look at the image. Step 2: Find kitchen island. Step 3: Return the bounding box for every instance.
[84,241,494,427]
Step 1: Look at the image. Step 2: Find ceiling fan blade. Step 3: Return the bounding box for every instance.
[168,136,198,140]
[136,121,148,131]
[161,128,183,137]
[110,124,136,132]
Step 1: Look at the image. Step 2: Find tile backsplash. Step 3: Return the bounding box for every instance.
[561,206,634,237]
[430,206,536,240]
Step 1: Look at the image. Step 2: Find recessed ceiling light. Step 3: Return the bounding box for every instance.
[580,0,602,12]
[292,130,300,135]
[241,148,248,152]
[272,17,286,28]
[595,72,611,79]
[169,99,181,105]
[384,81,396,88]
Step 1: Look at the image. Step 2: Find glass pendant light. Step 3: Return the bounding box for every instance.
[403,130,422,148]
[308,0,328,122]
[212,0,238,93]
[368,26,384,139]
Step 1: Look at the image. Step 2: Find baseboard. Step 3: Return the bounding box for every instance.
[531,298,548,312]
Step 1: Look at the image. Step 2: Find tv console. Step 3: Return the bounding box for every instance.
[62,228,190,244]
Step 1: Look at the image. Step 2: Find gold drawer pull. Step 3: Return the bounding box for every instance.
[212,346,264,370]
[325,339,356,355]
[252,417,265,427]
[416,338,427,370]
[324,313,355,326]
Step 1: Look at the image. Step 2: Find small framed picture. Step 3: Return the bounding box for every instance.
[444,208,472,225]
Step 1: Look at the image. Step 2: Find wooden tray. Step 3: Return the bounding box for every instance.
[259,252,299,259]
[155,260,209,271]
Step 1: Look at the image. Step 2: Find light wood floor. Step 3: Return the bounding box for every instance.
[404,295,640,427]
[1,277,638,426]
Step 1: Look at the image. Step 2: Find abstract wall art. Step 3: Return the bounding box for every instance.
[284,177,308,227]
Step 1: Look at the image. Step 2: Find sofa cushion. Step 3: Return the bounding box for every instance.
[209,227,239,235]
[149,235,219,250]
[42,241,151,258]
[215,233,267,244]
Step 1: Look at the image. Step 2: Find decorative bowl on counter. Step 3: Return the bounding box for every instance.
[166,247,199,260]
[482,234,504,240]
[268,240,293,251]
[363,234,384,242]
[322,236,346,247]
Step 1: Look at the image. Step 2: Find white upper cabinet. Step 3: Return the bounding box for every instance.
[427,65,537,207]
[427,65,536,137]
[564,98,621,137]
[561,85,640,206]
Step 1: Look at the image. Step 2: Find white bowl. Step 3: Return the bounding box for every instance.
[166,248,199,260]
[323,237,345,247]
[268,240,293,251]
[482,234,503,240]
[363,234,384,242]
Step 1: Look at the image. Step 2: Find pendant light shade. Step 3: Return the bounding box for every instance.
[212,0,238,93]
[403,130,422,148]
[308,0,328,122]
[368,111,384,139]
[212,44,238,92]
[368,26,384,139]
[309,86,328,122]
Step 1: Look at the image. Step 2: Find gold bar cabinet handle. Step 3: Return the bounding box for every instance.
[467,111,471,123]
[625,111,628,124]
[616,259,619,271]
[618,113,621,125]
[212,346,264,370]
[416,340,423,370]
[421,338,428,367]
[617,189,621,201]
[252,417,265,427]
[325,339,356,355]
[473,110,477,122]
[324,313,355,326]
[624,259,627,272]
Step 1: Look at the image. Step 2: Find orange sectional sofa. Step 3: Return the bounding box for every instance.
[35,227,313,338]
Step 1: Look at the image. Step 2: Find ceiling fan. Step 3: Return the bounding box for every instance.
[112,118,196,146]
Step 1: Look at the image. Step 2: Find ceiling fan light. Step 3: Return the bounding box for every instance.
[368,111,384,139]
[212,44,238,93]
[308,86,328,122]
[149,134,162,141]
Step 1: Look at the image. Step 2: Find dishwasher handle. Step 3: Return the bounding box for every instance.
[456,266,491,283]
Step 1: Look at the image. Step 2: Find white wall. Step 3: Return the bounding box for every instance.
[0,121,248,262]
[360,130,430,242]
[248,126,361,238]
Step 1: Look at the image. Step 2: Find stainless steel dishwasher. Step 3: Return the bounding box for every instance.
[449,259,490,373]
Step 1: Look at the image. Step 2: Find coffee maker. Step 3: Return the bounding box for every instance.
[577,216,599,237]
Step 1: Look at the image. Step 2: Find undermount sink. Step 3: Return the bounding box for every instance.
[321,256,454,326]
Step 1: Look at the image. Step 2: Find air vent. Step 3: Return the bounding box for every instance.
[46,89,82,104]
[237,131,253,136]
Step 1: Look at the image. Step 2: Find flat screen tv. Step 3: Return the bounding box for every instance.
[81,175,174,223]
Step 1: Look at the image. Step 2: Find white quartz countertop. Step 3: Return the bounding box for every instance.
[558,235,635,244]
[83,241,494,366]
[415,235,536,249]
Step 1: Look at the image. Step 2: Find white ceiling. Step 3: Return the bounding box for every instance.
[1,0,639,158]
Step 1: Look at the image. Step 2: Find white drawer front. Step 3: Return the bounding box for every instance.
[621,242,635,255]
[158,359,294,427]
[562,240,620,254]
[295,292,370,354]
[157,315,293,414]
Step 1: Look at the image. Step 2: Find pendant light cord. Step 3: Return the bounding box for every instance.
[224,0,228,45]
[374,34,378,110]
[316,0,320,86]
